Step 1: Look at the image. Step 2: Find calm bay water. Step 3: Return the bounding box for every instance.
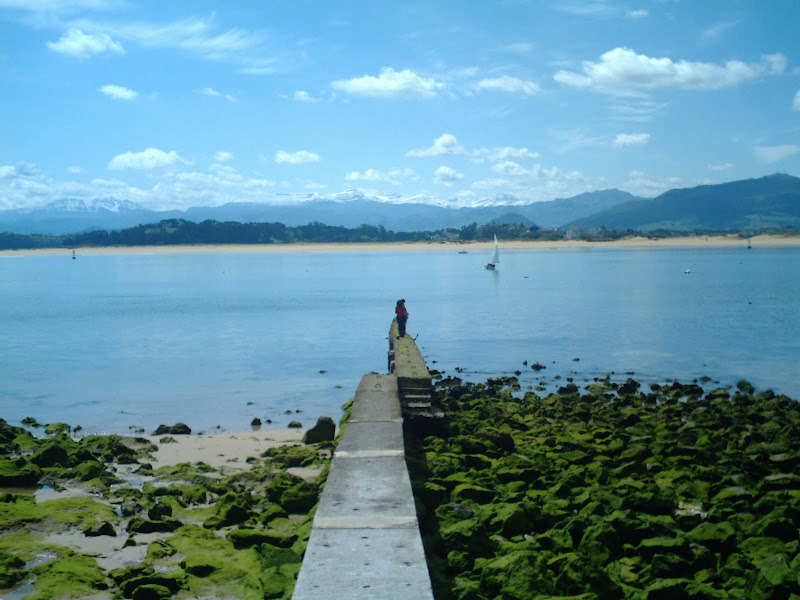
[1,245,798,435]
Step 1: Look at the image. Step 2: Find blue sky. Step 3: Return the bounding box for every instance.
[1,0,799,211]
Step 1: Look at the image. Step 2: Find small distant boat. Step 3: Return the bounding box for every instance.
[72,249,76,260]
[747,239,752,249]
[684,269,691,274]
[458,250,468,254]
[485,234,500,270]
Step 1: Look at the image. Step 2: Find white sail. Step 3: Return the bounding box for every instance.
[490,234,500,264]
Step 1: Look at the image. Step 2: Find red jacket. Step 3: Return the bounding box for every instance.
[395,305,408,318]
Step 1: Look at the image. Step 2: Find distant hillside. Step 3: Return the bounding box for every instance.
[487,213,538,226]
[0,189,637,235]
[573,174,800,233]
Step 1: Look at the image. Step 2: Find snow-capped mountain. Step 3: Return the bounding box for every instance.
[0,189,639,235]
[44,198,148,213]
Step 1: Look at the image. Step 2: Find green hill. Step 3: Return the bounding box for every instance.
[573,173,800,233]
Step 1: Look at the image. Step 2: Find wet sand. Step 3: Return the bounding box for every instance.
[1,234,797,257]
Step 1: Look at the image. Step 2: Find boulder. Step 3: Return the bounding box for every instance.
[686,521,737,554]
[303,416,336,443]
[0,457,42,486]
[83,522,116,537]
[151,423,191,436]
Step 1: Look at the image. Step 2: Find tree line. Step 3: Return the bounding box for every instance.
[0,218,566,249]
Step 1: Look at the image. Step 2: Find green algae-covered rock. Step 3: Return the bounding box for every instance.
[131,583,173,600]
[128,515,182,534]
[30,552,109,599]
[686,521,737,554]
[44,422,71,435]
[82,434,154,463]
[0,549,25,588]
[263,444,318,468]
[0,456,42,486]
[183,554,222,577]
[279,481,318,513]
[408,374,800,600]
[121,572,185,598]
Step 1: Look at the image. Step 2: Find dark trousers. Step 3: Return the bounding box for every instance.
[398,317,408,336]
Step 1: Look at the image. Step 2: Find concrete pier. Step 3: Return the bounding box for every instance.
[291,373,434,600]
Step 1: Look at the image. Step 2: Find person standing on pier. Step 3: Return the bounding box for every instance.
[395,299,409,337]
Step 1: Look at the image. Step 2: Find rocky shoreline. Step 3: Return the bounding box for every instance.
[406,375,800,600]
[0,413,345,599]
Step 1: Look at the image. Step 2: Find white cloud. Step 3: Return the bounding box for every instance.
[794,90,800,112]
[99,84,138,101]
[503,43,535,54]
[433,166,464,186]
[214,151,233,163]
[407,133,465,157]
[67,166,86,174]
[477,75,540,95]
[293,91,320,103]
[554,47,784,94]
[621,171,677,197]
[754,144,799,164]
[91,177,126,186]
[331,67,444,99]
[473,146,540,163]
[47,28,124,58]
[345,168,418,185]
[275,150,321,165]
[702,20,741,40]
[626,9,648,18]
[613,132,651,147]
[108,16,261,62]
[707,162,734,171]
[201,87,236,102]
[108,147,187,170]
[763,53,787,76]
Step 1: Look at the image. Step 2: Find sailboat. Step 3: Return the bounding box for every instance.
[485,234,500,270]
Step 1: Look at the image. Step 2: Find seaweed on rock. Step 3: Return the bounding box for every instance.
[407,376,800,600]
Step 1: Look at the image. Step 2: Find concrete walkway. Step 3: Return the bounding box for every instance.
[291,374,434,600]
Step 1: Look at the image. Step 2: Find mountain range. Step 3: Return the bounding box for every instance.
[0,174,798,235]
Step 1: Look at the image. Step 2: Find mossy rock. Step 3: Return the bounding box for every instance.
[81,434,150,463]
[71,459,107,481]
[122,572,185,598]
[44,422,71,435]
[279,482,318,513]
[147,539,177,560]
[228,526,296,549]
[203,502,250,529]
[128,516,182,534]
[263,444,318,468]
[642,577,694,599]
[0,549,26,588]
[686,521,737,554]
[450,483,495,504]
[180,484,209,505]
[0,456,42,486]
[109,563,155,586]
[182,554,222,577]
[30,552,109,599]
[131,583,173,600]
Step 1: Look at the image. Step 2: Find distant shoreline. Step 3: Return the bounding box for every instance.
[1,234,798,256]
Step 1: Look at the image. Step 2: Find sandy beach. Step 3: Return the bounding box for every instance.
[140,427,313,474]
[1,234,798,257]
